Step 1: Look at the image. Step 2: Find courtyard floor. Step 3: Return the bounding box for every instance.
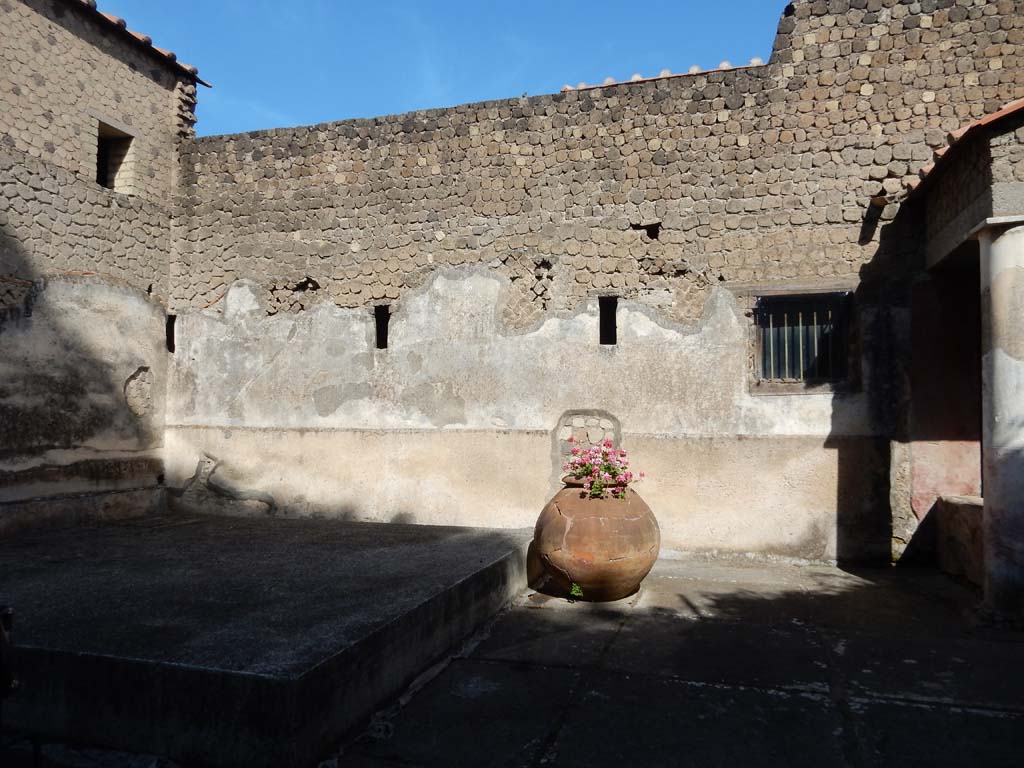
[338,558,1024,768]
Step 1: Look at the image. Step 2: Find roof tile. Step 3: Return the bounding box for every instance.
[68,0,208,86]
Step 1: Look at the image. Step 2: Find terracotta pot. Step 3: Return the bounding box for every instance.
[531,480,660,602]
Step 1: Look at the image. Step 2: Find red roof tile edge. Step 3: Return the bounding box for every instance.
[904,98,1024,198]
[71,0,210,86]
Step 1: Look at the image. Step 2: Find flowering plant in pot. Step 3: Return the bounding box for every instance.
[562,437,644,499]
[531,438,660,602]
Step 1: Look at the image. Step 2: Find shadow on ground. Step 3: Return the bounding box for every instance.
[340,558,1024,768]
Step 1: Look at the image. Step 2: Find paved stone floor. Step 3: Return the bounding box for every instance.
[337,558,1024,768]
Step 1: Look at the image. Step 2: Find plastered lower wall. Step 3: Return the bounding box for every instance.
[0,277,166,534]
[164,272,891,561]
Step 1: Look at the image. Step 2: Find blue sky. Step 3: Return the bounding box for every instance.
[99,1,784,137]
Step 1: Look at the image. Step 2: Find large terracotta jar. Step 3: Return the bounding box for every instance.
[531,478,660,602]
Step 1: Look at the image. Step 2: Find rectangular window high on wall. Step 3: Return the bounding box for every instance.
[756,293,851,384]
[96,121,134,193]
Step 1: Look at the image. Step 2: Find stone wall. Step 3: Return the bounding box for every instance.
[0,0,196,306]
[0,149,173,305]
[0,0,194,204]
[4,0,1022,554]
[990,113,1024,213]
[923,132,993,266]
[175,0,1023,321]
[924,111,1024,265]
[164,273,892,561]
[161,0,1023,559]
[0,0,195,530]
[0,277,166,535]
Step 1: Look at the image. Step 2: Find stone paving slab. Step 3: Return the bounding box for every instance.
[850,699,1024,768]
[552,675,846,768]
[601,615,830,693]
[342,659,580,768]
[341,558,1024,768]
[833,634,1024,711]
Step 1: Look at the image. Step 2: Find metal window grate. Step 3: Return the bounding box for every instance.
[756,293,850,383]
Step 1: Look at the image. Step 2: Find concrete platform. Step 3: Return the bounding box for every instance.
[0,514,530,768]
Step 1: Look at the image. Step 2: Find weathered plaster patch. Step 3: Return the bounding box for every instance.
[124,366,152,416]
[167,269,871,438]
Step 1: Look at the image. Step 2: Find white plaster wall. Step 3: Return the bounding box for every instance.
[165,269,887,560]
[167,269,871,437]
[0,278,166,531]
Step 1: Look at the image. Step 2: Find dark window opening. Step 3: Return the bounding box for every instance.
[96,121,133,192]
[374,305,390,350]
[166,314,176,354]
[599,296,618,346]
[156,473,165,486]
[630,222,661,240]
[756,293,850,384]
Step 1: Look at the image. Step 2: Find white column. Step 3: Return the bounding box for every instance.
[980,223,1024,616]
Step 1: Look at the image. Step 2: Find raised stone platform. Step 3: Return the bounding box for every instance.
[936,495,984,586]
[0,514,529,767]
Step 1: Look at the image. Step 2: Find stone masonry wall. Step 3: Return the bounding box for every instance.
[0,0,196,532]
[0,0,192,204]
[990,113,1024,214]
[991,116,1024,186]
[0,149,173,305]
[176,0,1024,328]
[923,130,993,265]
[0,0,195,306]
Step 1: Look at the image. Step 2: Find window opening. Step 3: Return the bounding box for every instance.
[599,296,618,346]
[96,121,133,193]
[374,305,390,350]
[756,293,850,383]
[166,314,176,354]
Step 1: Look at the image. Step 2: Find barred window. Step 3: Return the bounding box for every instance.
[756,293,851,384]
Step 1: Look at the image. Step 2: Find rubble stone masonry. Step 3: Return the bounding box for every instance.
[177,0,1024,327]
[0,0,196,305]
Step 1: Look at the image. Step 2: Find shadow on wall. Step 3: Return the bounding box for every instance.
[0,219,167,535]
[826,194,927,566]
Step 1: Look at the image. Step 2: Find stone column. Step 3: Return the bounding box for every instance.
[980,223,1024,616]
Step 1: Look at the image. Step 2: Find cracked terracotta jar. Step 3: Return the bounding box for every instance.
[531,478,660,602]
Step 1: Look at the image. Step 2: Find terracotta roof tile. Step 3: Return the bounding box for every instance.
[69,0,209,86]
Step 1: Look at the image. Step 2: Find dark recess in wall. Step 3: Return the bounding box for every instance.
[166,314,176,353]
[374,305,390,350]
[599,296,618,346]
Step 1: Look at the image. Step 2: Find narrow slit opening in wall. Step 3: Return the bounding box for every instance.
[599,296,618,346]
[166,314,176,354]
[374,305,390,350]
